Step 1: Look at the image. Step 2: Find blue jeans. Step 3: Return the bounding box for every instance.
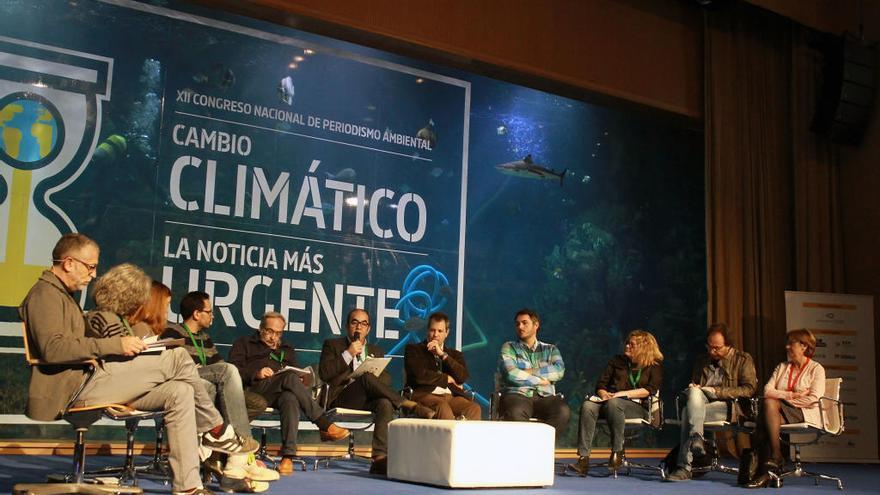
[577,397,647,456]
[198,362,254,441]
[676,387,728,469]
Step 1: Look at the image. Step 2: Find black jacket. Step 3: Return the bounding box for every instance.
[228,331,299,386]
[318,336,387,405]
[596,354,663,396]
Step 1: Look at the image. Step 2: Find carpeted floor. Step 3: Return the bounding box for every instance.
[1,454,876,494]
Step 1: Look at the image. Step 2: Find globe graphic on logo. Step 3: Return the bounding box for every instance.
[0,97,62,169]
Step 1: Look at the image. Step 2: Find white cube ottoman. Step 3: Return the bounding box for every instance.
[387,418,555,488]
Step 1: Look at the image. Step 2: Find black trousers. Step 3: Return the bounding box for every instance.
[332,373,402,458]
[249,371,328,457]
[500,393,571,439]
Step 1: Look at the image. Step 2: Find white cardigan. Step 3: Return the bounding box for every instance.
[763,359,826,427]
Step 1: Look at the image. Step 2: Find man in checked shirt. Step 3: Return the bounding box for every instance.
[497,308,570,438]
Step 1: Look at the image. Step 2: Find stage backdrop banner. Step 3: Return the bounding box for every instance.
[784,290,878,462]
[0,0,469,353]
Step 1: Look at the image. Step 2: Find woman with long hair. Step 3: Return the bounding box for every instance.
[569,329,664,476]
[743,329,826,488]
[131,280,173,336]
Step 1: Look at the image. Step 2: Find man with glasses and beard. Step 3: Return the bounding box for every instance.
[665,323,757,481]
[318,307,435,475]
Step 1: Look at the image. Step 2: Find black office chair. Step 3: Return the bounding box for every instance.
[589,392,666,479]
[664,394,751,477]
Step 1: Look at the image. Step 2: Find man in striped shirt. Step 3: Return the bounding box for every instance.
[498,308,570,437]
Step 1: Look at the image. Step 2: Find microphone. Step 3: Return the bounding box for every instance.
[353,331,361,342]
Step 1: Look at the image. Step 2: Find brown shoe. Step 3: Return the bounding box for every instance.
[369,456,388,476]
[277,457,294,476]
[568,456,589,477]
[319,423,350,442]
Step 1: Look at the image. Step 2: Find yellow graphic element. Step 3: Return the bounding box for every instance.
[33,107,55,158]
[1,103,24,159]
[0,168,46,306]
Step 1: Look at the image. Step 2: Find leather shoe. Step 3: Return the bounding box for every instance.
[568,456,589,477]
[319,423,350,442]
[277,457,294,476]
[665,467,692,481]
[608,450,624,470]
[201,453,224,483]
[369,456,388,476]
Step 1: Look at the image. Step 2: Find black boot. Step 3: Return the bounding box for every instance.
[744,460,780,489]
[608,450,624,470]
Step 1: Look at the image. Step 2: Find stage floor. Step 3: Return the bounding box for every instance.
[1,455,877,494]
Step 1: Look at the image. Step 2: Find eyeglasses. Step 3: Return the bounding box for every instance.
[706,344,727,352]
[349,319,370,328]
[198,308,213,314]
[260,327,283,336]
[56,257,98,273]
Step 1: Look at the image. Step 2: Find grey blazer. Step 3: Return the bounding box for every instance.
[19,270,122,421]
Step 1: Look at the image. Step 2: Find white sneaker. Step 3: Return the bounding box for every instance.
[224,455,279,482]
[202,425,259,454]
[218,476,269,493]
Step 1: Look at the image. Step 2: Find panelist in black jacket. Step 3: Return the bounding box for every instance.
[318,307,435,476]
[228,311,349,475]
[404,311,481,420]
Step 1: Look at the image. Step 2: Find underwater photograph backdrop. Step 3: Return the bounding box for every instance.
[0,0,705,448]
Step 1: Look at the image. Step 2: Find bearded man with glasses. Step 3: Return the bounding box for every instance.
[318,307,435,476]
[666,323,757,481]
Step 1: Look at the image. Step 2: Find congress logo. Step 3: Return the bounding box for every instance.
[0,35,112,306]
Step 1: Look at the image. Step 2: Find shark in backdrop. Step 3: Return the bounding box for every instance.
[495,154,567,185]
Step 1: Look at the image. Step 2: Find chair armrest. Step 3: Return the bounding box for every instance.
[318,383,330,409]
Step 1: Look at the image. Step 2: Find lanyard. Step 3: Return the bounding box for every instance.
[628,366,642,389]
[117,314,134,337]
[270,350,285,363]
[787,358,810,391]
[182,323,206,366]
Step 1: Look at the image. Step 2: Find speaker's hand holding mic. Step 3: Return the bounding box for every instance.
[348,331,364,357]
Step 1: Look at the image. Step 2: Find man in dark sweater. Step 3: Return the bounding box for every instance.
[228,311,350,475]
[161,291,277,486]
[404,311,481,420]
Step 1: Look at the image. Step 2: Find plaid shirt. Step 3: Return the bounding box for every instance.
[498,339,565,397]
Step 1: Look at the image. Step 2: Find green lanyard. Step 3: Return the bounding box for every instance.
[118,315,134,337]
[270,350,285,363]
[182,323,206,366]
[628,366,642,389]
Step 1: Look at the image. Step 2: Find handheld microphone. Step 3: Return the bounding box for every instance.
[353,331,361,341]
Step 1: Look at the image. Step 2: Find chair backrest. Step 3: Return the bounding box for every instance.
[821,377,843,434]
[21,322,40,366]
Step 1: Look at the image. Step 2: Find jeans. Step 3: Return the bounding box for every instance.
[198,362,254,441]
[500,393,571,439]
[676,387,729,469]
[577,397,647,456]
